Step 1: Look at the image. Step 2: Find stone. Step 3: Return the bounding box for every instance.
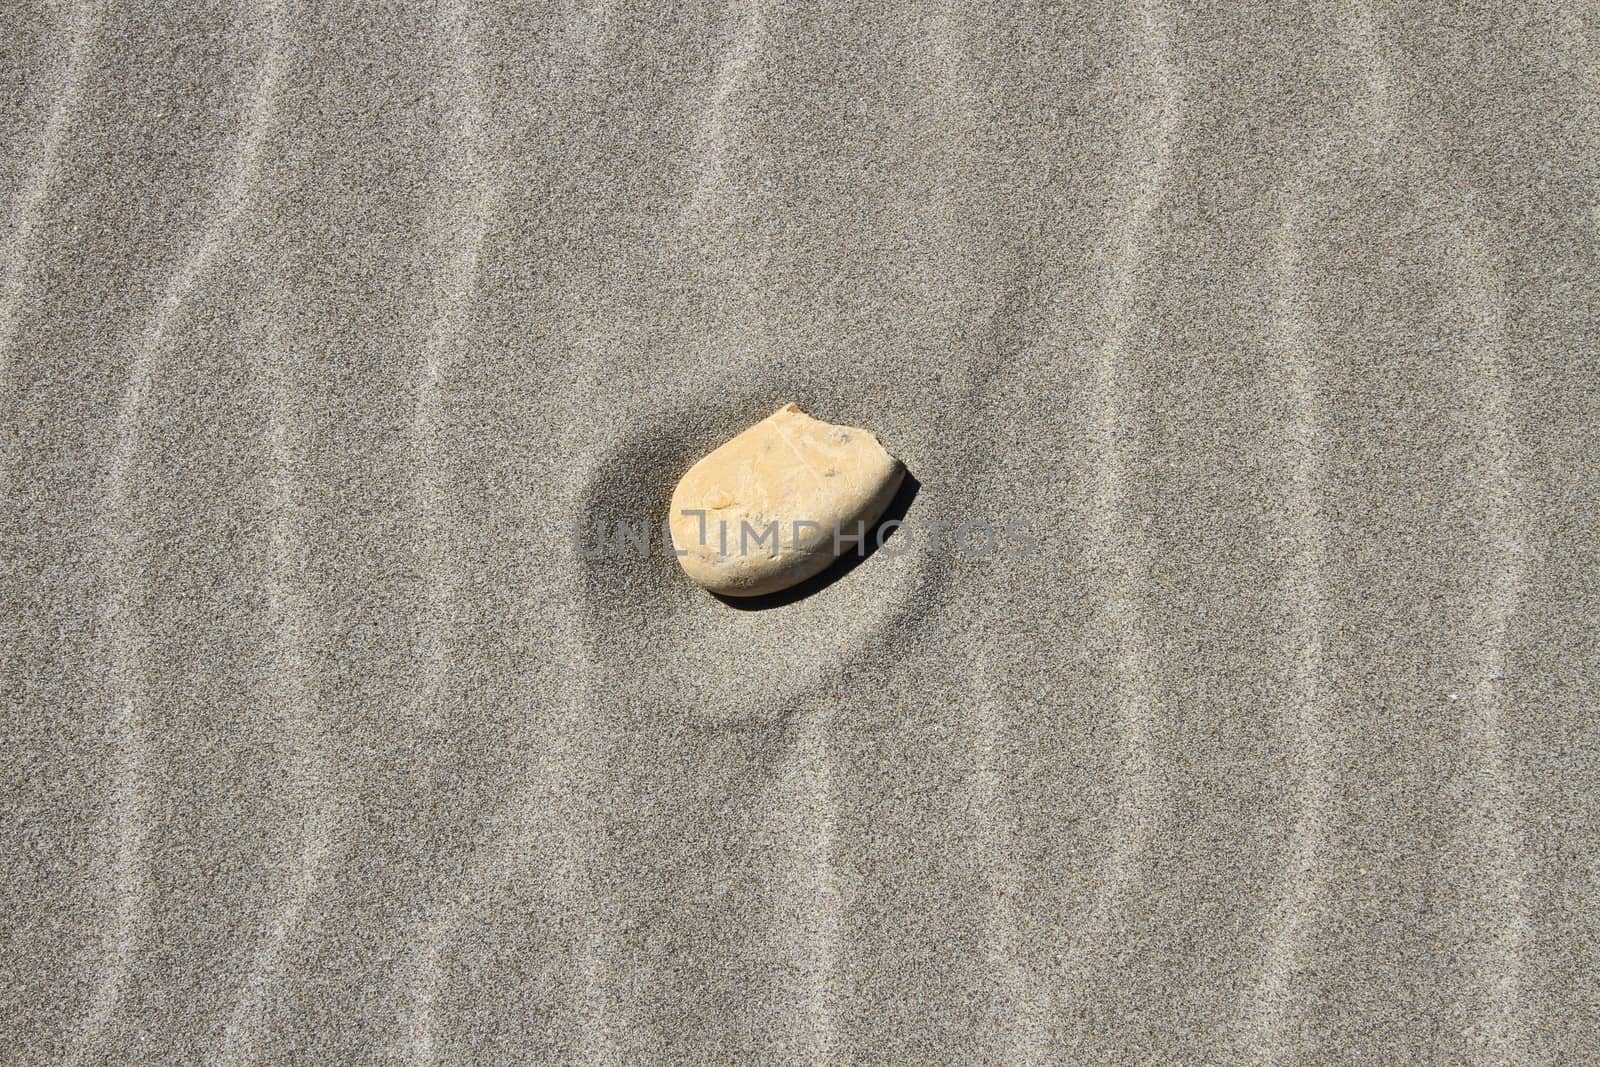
[669,404,906,597]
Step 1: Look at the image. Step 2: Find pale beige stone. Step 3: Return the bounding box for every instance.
[669,404,906,597]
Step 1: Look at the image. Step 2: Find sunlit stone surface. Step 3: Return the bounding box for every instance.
[668,404,905,597]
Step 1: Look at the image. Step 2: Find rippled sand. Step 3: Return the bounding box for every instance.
[2,1,1595,1063]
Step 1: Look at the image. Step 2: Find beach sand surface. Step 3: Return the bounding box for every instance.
[2,1,1596,1063]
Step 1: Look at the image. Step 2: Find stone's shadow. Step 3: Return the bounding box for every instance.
[712,472,922,612]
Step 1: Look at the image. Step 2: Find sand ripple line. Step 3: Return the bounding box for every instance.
[772,708,841,1066]
[908,8,1051,1054]
[1440,186,1532,1064]
[971,679,1050,1064]
[215,394,333,1067]
[158,4,335,1064]
[71,373,152,1067]
[389,8,613,1066]
[407,740,607,1066]
[74,0,270,1053]
[0,0,96,355]
[64,703,143,1067]
[406,905,454,1067]
[1236,167,1334,1063]
[397,0,499,1059]
[0,0,98,494]
[45,14,111,1064]
[1059,0,1180,1024]
[1347,3,1533,1055]
[1347,1,1395,139]
[409,514,624,1062]
[681,0,766,224]
[136,0,287,374]
[561,0,621,64]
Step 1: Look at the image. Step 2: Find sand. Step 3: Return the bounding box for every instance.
[2,0,1596,1063]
